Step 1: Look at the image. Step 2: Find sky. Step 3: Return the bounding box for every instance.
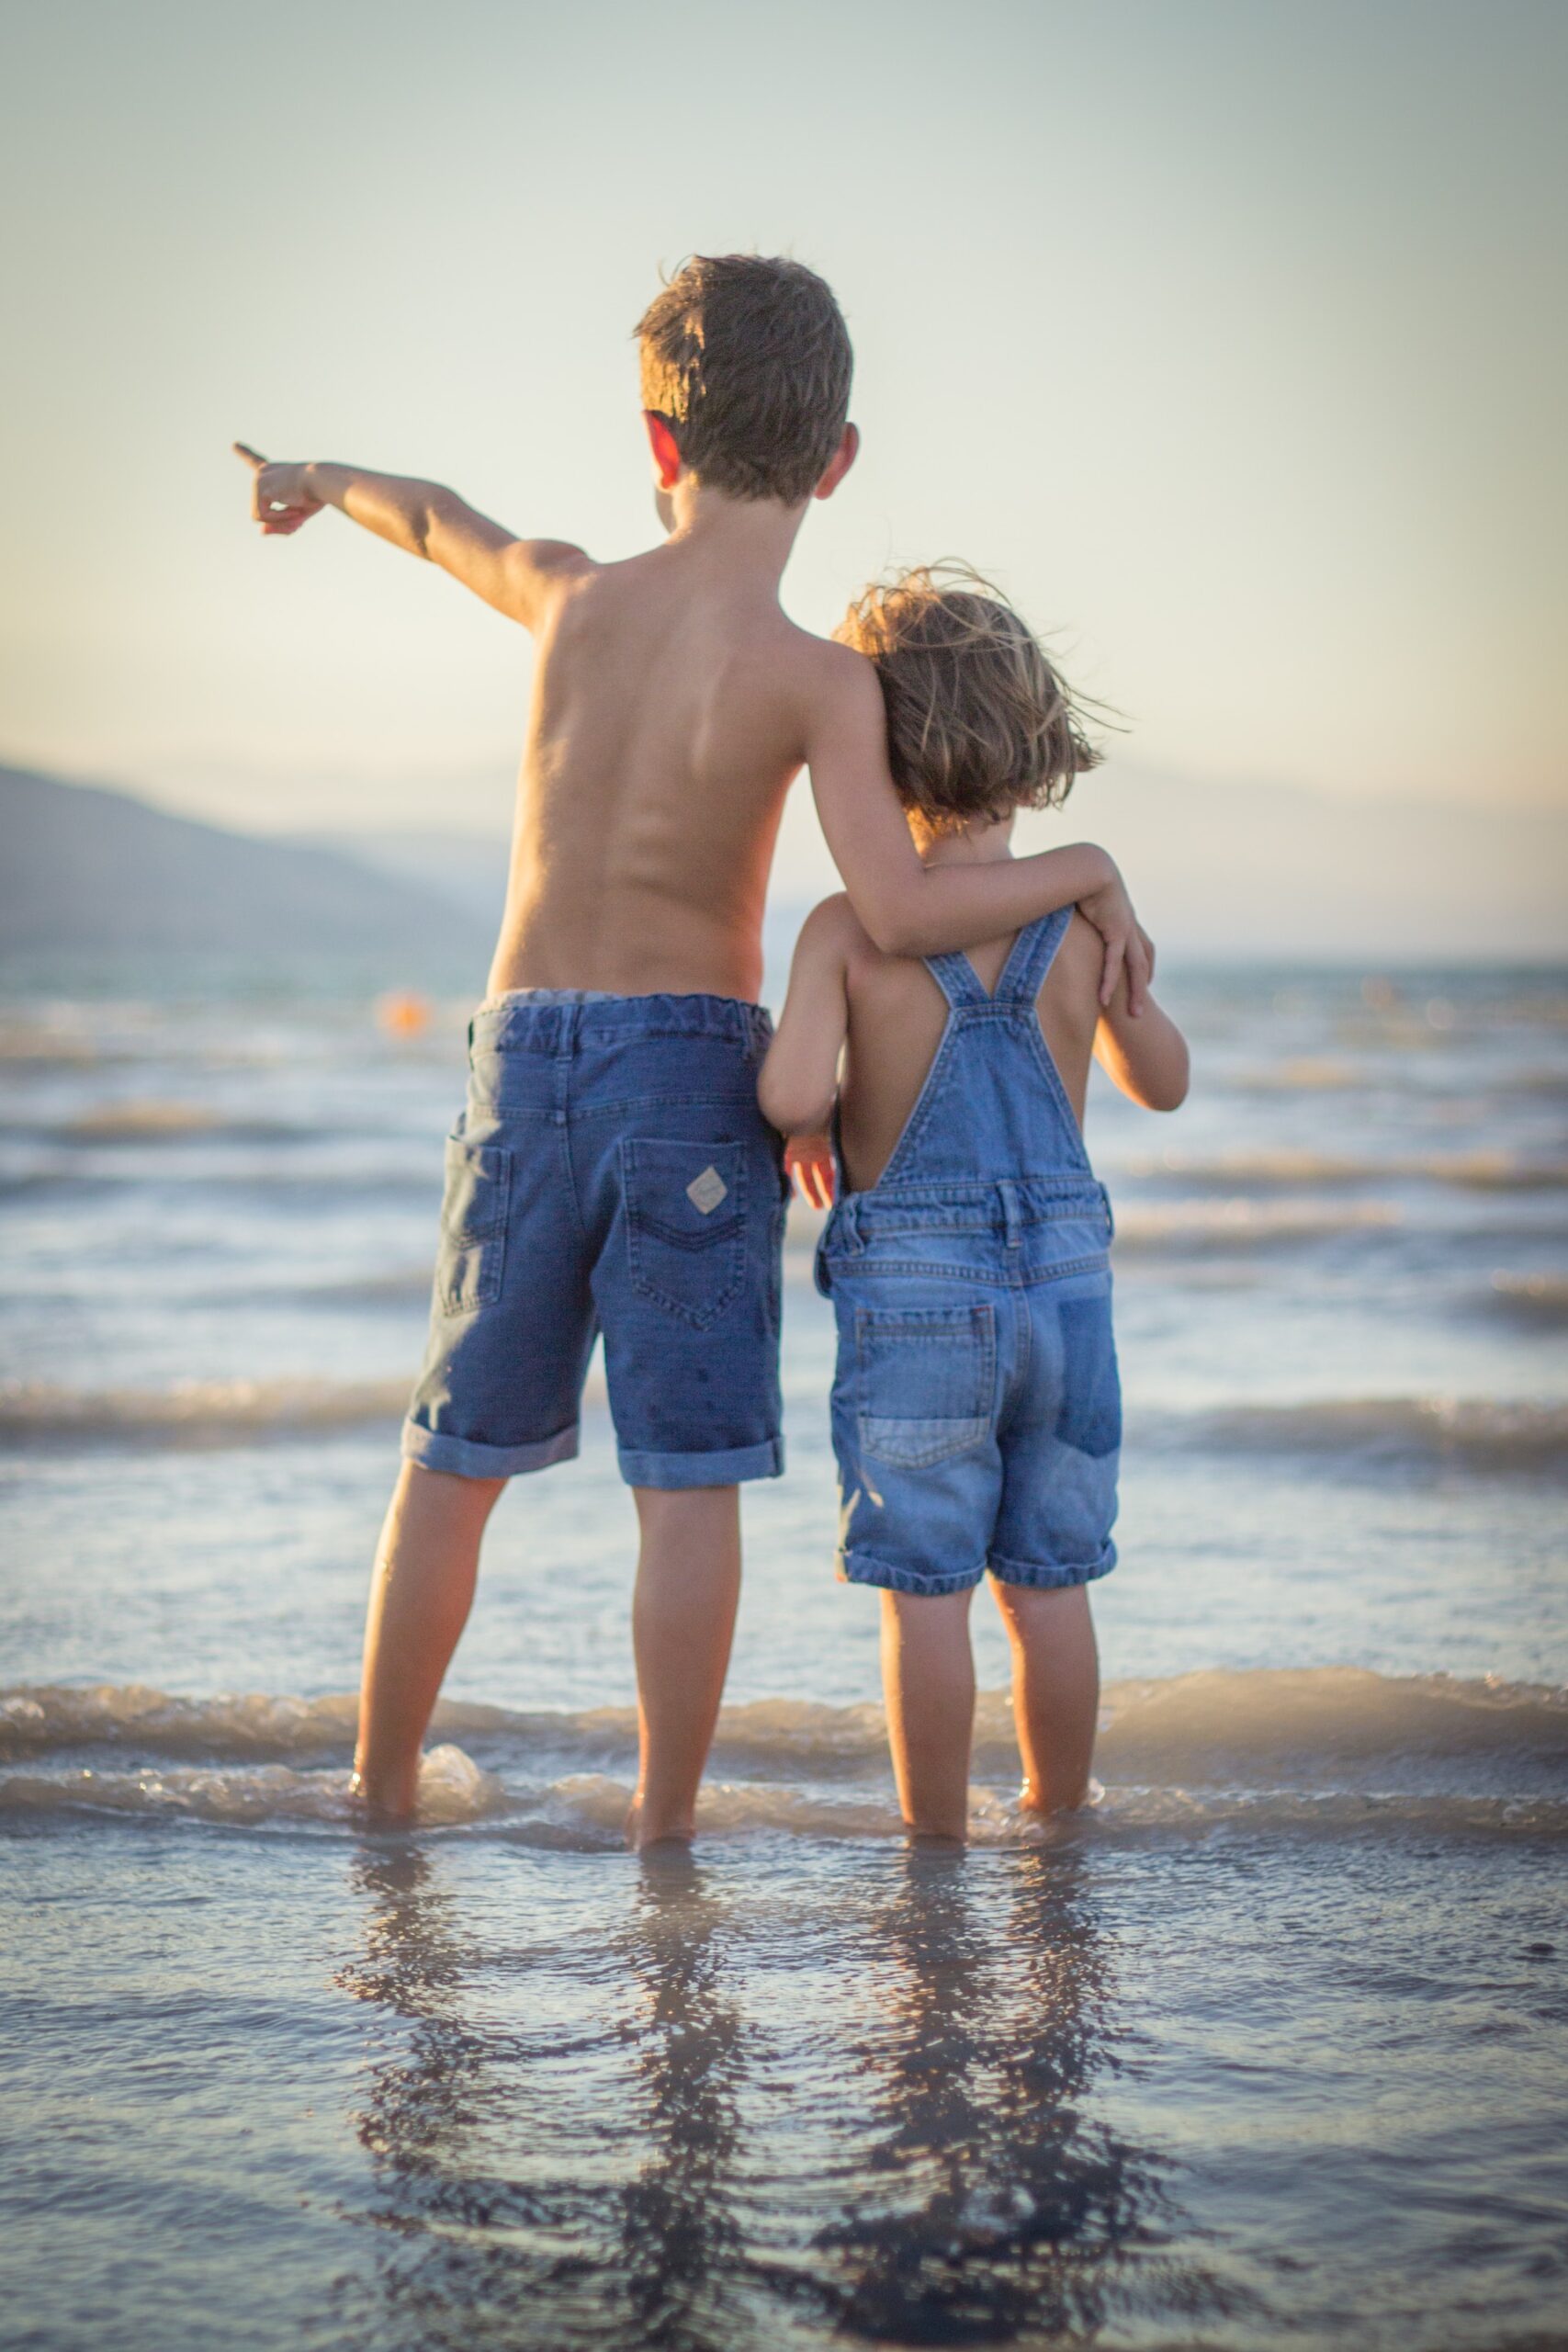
[1,0,1564,910]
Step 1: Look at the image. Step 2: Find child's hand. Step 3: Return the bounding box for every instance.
[1076,861,1156,1015]
[234,443,324,537]
[784,1132,836,1210]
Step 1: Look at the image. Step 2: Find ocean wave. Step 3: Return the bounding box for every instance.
[1489,1273,1568,1329]
[5,1671,1561,1838]
[2,1756,1560,1844]
[1112,1200,1402,1250]
[0,1377,410,1443]
[56,1102,317,1145]
[1121,1149,1568,1193]
[1187,1395,1568,1474]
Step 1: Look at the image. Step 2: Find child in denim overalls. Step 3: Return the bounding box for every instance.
[761,566,1190,1840]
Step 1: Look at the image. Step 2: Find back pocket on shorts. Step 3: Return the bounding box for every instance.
[855,1304,996,1469]
[622,1137,747,1331]
[437,1135,511,1315]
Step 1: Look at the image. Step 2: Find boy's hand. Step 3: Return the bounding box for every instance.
[234,443,324,537]
[784,1132,836,1211]
[1076,861,1156,1015]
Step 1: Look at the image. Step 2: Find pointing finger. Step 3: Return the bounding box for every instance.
[233,441,266,470]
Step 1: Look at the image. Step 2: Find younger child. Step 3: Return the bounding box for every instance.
[760,567,1189,1841]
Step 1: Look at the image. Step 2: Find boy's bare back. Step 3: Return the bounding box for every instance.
[491,531,844,1002]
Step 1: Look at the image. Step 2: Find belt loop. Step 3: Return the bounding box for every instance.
[1100,1181,1116,1240]
[551,1001,579,1125]
[999,1179,1022,1250]
[840,1196,864,1255]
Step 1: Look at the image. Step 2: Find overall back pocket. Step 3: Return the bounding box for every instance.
[855,1304,997,1469]
[622,1138,748,1331]
[437,1135,512,1315]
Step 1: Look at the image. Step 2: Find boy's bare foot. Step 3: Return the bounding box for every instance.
[624,1789,695,1852]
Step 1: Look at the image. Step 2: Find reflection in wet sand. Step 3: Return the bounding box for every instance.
[816,1846,1201,2343]
[330,1842,1217,2349]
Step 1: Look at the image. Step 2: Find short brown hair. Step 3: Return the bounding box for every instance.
[837,564,1104,837]
[636,254,852,504]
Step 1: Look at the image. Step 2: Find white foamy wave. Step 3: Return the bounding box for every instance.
[3,1751,1561,1844]
[1189,1395,1568,1474]
[1113,1199,1402,1251]
[6,1671,1562,1824]
[0,1744,502,1829]
[0,1378,410,1444]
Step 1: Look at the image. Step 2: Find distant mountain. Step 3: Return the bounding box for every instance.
[0,766,485,965]
[311,829,510,927]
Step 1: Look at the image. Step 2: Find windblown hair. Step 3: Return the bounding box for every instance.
[635,254,853,504]
[837,563,1103,837]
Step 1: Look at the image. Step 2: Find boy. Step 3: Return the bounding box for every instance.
[235,257,1152,1844]
[760,565,1189,1842]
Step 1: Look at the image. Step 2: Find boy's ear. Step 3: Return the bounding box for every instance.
[643,411,684,491]
[813,423,860,503]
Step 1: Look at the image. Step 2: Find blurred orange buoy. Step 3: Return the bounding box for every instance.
[376,989,432,1038]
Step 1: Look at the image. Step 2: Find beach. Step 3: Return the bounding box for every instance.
[4,950,1566,2349]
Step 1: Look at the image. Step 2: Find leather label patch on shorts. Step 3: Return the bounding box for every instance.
[686,1165,729,1216]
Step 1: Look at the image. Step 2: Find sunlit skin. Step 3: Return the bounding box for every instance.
[233,426,1155,1846]
[760,810,1189,1839]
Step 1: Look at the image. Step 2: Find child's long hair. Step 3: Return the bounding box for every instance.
[836,562,1105,837]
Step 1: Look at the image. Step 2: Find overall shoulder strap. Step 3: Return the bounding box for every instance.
[994,908,1074,1005]
[922,950,991,1010]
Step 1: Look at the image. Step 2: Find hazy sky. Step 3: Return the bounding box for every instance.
[1,0,1563,858]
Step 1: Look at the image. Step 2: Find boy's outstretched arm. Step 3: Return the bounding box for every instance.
[807,645,1154,1012]
[233,446,588,630]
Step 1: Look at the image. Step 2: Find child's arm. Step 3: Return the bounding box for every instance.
[757,899,853,1204]
[806,647,1154,1013]
[233,445,588,630]
[1094,972,1190,1111]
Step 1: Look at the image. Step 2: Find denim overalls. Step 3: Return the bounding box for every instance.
[818,909,1120,1594]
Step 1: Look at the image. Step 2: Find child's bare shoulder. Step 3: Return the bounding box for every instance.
[795,889,875,965]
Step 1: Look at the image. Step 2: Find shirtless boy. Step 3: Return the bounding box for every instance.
[235,254,1152,1843]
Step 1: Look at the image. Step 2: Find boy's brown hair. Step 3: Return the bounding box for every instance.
[837,563,1103,838]
[635,254,852,504]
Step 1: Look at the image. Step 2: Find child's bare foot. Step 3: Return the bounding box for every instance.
[348,1769,415,1830]
[1017,1770,1101,1821]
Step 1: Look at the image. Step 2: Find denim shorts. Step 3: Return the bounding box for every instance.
[402,991,787,1488]
[818,1182,1120,1593]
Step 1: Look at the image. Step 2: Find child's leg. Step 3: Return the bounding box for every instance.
[989,1582,1100,1814]
[880,1589,976,1842]
[628,1486,742,1849]
[352,1461,505,1820]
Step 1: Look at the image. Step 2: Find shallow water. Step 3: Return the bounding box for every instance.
[4,954,1567,2349]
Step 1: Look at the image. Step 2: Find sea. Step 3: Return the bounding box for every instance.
[2,939,1565,2352]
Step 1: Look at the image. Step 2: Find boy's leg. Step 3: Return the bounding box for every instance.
[352,1461,505,1821]
[880,1589,976,1842]
[989,1582,1100,1815]
[627,1486,741,1848]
